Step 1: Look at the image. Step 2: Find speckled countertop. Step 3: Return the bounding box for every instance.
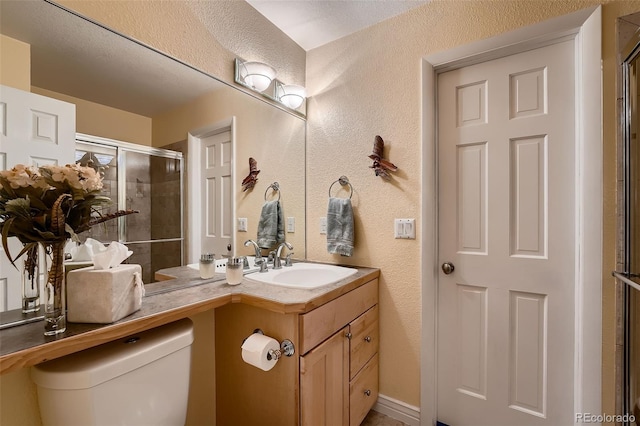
[0,263,379,375]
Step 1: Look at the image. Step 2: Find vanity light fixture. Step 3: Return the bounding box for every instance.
[236,59,276,93]
[275,82,307,109]
[234,58,307,116]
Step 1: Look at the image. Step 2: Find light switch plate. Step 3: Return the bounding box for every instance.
[287,217,295,233]
[237,217,248,232]
[394,218,416,239]
[320,217,327,234]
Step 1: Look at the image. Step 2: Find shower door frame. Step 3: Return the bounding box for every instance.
[75,133,185,268]
[621,30,640,424]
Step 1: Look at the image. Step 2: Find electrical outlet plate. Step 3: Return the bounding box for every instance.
[320,217,327,234]
[394,218,416,239]
[238,218,248,232]
[287,217,295,233]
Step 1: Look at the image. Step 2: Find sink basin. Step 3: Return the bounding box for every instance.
[244,262,358,289]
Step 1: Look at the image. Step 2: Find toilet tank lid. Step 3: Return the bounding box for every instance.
[31,318,194,390]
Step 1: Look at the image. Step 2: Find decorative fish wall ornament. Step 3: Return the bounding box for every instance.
[241,157,260,192]
[368,135,398,180]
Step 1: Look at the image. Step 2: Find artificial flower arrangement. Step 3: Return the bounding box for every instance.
[0,163,136,334]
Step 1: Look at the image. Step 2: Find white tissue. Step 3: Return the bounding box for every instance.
[241,333,280,371]
[69,238,105,262]
[91,241,133,270]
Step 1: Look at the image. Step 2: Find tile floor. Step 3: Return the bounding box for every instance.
[361,410,407,426]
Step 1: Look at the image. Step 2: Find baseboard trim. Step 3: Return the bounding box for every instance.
[373,394,420,426]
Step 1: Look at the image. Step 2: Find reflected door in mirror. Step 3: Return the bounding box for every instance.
[0,86,75,312]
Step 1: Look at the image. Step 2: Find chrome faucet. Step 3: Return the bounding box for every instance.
[244,239,263,265]
[273,242,293,269]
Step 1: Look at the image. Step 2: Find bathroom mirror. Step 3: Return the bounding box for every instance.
[0,0,306,319]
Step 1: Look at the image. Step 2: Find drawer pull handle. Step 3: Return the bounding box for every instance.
[364,336,372,343]
[364,389,372,397]
[345,332,352,340]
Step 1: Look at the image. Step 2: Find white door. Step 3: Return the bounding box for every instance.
[201,130,233,257]
[437,40,575,425]
[0,85,75,310]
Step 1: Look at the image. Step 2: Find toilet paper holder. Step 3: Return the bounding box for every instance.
[245,329,295,361]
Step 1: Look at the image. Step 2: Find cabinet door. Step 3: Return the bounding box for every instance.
[300,327,349,426]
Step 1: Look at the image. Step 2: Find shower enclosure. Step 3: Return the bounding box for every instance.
[619,28,640,425]
[75,134,183,284]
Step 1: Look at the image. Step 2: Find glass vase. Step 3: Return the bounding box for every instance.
[44,242,66,336]
[21,245,40,314]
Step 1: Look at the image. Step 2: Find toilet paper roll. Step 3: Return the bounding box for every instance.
[241,333,280,371]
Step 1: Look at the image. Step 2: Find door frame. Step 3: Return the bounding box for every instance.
[187,117,236,264]
[420,7,602,424]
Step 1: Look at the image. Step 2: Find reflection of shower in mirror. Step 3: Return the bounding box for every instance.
[75,135,184,286]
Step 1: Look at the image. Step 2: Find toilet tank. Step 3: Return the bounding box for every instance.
[31,318,194,426]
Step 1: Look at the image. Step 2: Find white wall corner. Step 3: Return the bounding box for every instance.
[573,4,603,420]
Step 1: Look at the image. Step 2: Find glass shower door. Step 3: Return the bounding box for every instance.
[75,137,183,284]
[122,150,183,283]
[75,141,119,242]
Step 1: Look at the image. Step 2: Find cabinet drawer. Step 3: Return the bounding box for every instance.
[349,353,378,426]
[349,305,378,379]
[299,279,378,354]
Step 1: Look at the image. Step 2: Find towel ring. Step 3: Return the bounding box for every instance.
[264,182,281,201]
[328,176,353,199]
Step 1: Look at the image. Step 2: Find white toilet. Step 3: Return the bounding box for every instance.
[31,318,194,426]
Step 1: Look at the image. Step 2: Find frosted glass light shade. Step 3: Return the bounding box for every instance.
[277,84,307,109]
[239,61,276,92]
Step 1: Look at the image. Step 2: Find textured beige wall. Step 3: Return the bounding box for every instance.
[304,0,636,408]
[0,35,30,91]
[32,87,152,146]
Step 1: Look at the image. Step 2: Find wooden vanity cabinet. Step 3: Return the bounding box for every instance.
[300,304,379,426]
[215,278,378,426]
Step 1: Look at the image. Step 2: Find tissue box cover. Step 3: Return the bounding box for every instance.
[67,264,143,324]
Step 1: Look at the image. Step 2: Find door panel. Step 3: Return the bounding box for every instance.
[437,40,575,425]
[0,86,75,311]
[201,131,232,257]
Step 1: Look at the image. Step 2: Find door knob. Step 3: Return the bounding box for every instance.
[441,262,455,275]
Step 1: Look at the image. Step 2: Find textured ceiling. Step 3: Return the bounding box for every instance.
[246,0,430,51]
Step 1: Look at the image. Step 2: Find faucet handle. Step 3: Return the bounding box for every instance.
[284,253,295,267]
[240,256,249,269]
